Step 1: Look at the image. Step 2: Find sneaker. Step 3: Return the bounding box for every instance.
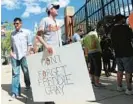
[9,94,16,101]
[16,95,23,99]
[117,86,125,92]
[125,89,133,95]
[94,83,105,88]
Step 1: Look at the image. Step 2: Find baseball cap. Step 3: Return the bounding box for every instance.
[46,2,60,12]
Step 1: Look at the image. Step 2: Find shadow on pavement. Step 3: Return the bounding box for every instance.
[1,84,44,104]
[88,75,133,104]
[1,75,133,104]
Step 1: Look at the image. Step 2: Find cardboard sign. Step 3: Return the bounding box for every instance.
[27,42,95,103]
[129,12,133,29]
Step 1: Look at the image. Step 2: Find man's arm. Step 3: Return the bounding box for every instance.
[36,31,48,48]
[10,41,14,57]
[27,31,33,54]
[81,37,88,57]
[36,31,53,54]
[10,33,16,58]
[127,26,133,47]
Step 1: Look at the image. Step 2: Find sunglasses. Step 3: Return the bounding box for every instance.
[53,5,59,9]
[14,22,20,25]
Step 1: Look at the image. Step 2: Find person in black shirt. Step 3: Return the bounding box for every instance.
[111,14,133,95]
[100,35,115,77]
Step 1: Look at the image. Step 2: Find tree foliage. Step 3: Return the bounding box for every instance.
[1,31,11,56]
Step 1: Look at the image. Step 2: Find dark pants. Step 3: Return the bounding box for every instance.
[88,52,102,77]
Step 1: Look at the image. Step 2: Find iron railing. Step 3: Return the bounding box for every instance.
[61,0,133,40]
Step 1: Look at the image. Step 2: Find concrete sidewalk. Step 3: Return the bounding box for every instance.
[1,64,133,104]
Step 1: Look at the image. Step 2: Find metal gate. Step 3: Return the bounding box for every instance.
[61,0,133,39]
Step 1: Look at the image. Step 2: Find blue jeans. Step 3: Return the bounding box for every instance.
[11,57,31,96]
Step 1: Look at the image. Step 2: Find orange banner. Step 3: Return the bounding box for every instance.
[129,12,133,29]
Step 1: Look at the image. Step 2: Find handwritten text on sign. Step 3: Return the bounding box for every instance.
[38,55,74,95]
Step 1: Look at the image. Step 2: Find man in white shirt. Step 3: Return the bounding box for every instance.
[35,2,62,104]
[36,2,62,54]
[10,17,32,99]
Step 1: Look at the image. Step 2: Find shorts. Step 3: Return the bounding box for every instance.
[88,52,102,77]
[116,56,133,73]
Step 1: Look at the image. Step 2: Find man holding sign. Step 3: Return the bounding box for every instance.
[35,2,62,54]
[35,1,62,104]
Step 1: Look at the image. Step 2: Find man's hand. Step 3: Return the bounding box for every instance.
[10,51,16,58]
[36,32,54,54]
[37,30,43,36]
[27,46,33,56]
[26,51,31,56]
[49,25,60,32]
[46,45,53,54]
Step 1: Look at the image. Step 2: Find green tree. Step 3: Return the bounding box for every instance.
[1,31,11,56]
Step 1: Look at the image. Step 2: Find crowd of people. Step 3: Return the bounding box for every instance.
[71,14,133,95]
[8,1,133,103]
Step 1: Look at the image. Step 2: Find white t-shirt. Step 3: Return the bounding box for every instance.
[38,17,62,48]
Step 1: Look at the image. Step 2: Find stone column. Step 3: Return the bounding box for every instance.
[64,6,75,40]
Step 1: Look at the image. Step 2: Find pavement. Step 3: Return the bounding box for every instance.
[1,64,133,104]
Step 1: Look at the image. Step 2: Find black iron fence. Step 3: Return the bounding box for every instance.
[61,0,133,40]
